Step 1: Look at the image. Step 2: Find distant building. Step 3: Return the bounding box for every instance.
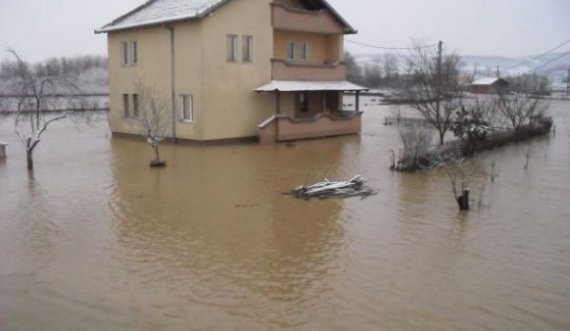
[471,77,509,94]
[95,0,367,144]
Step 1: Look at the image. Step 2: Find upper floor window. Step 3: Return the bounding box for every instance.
[301,42,310,62]
[242,35,254,63]
[121,41,138,66]
[287,41,295,61]
[130,41,138,65]
[226,34,239,62]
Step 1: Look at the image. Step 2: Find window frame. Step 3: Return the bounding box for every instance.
[129,41,138,66]
[120,41,138,67]
[226,34,239,63]
[297,92,309,113]
[121,42,129,66]
[242,35,254,63]
[180,94,194,122]
[301,42,310,62]
[122,93,130,117]
[287,41,296,61]
[132,93,139,117]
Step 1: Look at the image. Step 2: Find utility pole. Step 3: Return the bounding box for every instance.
[436,40,443,111]
[567,67,569,96]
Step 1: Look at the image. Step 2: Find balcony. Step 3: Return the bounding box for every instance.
[271,59,346,81]
[258,112,362,143]
[271,3,345,34]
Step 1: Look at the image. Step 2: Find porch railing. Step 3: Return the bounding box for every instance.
[258,111,362,143]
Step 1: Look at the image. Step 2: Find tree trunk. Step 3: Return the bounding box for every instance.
[153,144,161,164]
[150,144,165,167]
[439,131,445,145]
[26,149,33,171]
[456,189,470,210]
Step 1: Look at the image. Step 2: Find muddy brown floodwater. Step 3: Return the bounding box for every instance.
[1,99,569,331]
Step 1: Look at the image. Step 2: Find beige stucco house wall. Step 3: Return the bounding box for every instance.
[107,0,276,142]
[99,0,365,143]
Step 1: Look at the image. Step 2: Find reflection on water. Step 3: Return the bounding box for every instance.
[1,102,570,331]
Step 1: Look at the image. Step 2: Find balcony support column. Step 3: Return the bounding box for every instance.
[275,91,281,142]
[355,91,361,112]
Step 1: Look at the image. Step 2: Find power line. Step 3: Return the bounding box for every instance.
[505,39,570,70]
[531,51,570,72]
[345,39,439,50]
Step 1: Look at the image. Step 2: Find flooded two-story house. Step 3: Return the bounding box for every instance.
[96,0,367,143]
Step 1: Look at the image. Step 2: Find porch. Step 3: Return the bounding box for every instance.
[258,112,362,143]
[254,80,368,143]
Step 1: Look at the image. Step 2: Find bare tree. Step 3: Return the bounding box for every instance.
[382,53,399,87]
[497,92,549,133]
[442,156,481,211]
[128,79,171,167]
[405,42,463,144]
[345,52,362,85]
[5,50,77,171]
[396,123,435,171]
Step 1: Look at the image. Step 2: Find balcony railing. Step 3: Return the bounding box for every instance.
[258,112,362,143]
[271,3,345,34]
[271,59,346,81]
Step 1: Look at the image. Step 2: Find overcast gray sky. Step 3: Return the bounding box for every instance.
[0,0,569,62]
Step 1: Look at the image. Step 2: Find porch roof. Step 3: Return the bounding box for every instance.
[254,80,368,93]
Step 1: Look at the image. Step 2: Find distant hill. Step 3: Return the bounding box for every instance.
[353,52,570,90]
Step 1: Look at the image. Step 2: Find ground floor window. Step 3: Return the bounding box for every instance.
[297,93,309,113]
[180,94,193,122]
[122,93,130,117]
[132,94,139,117]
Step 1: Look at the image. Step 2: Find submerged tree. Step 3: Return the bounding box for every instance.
[128,79,171,167]
[405,41,463,144]
[439,151,482,211]
[4,50,77,171]
[497,92,549,134]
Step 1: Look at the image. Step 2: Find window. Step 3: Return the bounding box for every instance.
[287,41,295,61]
[301,42,310,62]
[130,41,138,65]
[298,93,309,113]
[180,94,193,122]
[132,94,139,117]
[122,94,130,117]
[226,34,238,62]
[242,35,253,63]
[121,41,138,66]
[121,42,129,66]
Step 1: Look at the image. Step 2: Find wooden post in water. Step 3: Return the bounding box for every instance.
[0,142,7,159]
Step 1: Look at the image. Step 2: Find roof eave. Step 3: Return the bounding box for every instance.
[319,0,357,35]
[96,0,233,34]
[96,16,200,34]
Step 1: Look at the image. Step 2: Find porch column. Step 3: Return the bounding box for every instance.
[275,91,281,142]
[275,91,281,115]
[355,91,361,112]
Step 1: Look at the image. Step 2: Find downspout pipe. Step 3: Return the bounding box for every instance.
[165,26,177,142]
